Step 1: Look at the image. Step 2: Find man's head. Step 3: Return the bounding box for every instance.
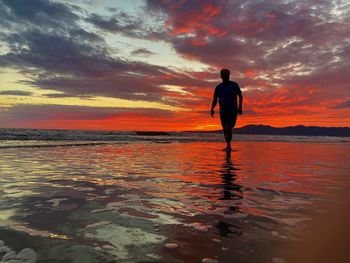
[220,68,230,82]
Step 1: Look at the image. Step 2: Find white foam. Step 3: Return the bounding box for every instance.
[0,240,37,263]
[46,198,67,207]
[16,248,37,263]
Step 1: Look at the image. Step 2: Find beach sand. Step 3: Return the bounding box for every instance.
[0,140,349,262]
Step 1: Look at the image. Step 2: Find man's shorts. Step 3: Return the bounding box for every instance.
[220,110,237,128]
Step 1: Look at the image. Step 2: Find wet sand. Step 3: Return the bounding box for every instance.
[0,140,349,262]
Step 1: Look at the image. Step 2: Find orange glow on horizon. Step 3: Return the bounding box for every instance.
[7,105,349,131]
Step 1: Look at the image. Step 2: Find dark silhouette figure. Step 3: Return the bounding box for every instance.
[211,69,243,151]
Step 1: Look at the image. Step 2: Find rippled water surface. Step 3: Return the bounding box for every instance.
[0,141,349,262]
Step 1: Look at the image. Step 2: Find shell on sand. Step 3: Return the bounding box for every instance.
[165,243,179,249]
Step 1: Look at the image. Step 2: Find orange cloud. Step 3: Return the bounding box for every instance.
[165,2,225,41]
[245,70,257,78]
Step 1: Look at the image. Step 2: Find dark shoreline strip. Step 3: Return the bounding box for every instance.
[0,142,113,149]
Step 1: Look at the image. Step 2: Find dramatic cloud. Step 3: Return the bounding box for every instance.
[86,8,166,41]
[0,90,32,96]
[0,104,209,131]
[0,0,172,103]
[0,0,349,129]
[131,48,155,56]
[0,0,211,106]
[145,0,350,122]
[334,99,350,109]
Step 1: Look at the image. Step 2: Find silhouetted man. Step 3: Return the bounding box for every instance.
[211,69,243,151]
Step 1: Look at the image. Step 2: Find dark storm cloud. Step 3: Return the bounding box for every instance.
[86,13,138,32]
[1,0,349,116]
[0,104,174,123]
[1,30,116,75]
[0,90,32,96]
[334,99,350,109]
[24,66,214,104]
[86,10,166,41]
[0,0,221,109]
[43,93,71,98]
[146,0,350,109]
[149,0,349,73]
[0,0,79,28]
[0,0,179,103]
[0,0,108,75]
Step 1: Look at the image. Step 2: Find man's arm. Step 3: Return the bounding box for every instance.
[238,93,243,115]
[211,87,218,117]
[210,97,217,117]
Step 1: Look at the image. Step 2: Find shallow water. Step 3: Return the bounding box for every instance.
[0,141,349,262]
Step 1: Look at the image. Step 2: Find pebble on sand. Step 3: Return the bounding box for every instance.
[165,243,179,249]
[84,232,95,239]
[271,231,279,236]
[190,222,209,232]
[202,258,219,263]
[102,244,115,250]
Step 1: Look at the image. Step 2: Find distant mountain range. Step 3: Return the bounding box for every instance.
[133,125,350,137]
[227,125,350,137]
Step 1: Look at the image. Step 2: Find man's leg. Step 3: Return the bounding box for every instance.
[220,113,227,147]
[222,125,227,142]
[225,113,237,151]
[221,112,233,150]
[224,124,232,150]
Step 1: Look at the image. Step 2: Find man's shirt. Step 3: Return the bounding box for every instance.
[213,80,242,113]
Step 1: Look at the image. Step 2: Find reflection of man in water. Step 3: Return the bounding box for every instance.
[211,69,243,151]
[216,151,243,237]
[220,151,243,201]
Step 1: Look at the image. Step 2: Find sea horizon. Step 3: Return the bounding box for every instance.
[1,123,350,132]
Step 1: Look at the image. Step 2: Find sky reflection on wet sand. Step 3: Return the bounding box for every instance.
[0,141,349,262]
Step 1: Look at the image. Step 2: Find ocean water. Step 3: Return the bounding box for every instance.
[0,129,349,262]
[1,128,349,148]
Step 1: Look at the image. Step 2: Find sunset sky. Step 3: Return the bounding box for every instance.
[0,0,349,131]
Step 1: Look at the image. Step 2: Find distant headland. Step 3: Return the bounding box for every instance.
[201,125,350,137]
